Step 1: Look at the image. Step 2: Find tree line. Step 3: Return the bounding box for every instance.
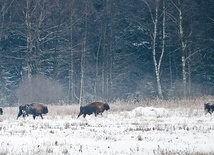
[0,0,213,105]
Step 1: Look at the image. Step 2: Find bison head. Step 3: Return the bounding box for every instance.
[104,103,110,111]
[0,108,3,115]
[42,106,48,114]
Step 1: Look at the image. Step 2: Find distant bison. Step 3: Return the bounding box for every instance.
[77,102,110,118]
[17,103,48,120]
[204,101,214,114]
[0,107,3,115]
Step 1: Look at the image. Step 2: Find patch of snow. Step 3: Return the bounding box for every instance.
[129,106,169,118]
[0,106,213,154]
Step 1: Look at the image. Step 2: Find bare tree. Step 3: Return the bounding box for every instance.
[67,0,76,103]
[79,1,88,105]
[143,0,164,99]
[25,0,34,100]
[25,0,33,80]
[172,0,187,98]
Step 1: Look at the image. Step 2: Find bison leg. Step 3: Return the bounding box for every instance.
[94,111,98,117]
[33,115,36,120]
[22,110,27,118]
[17,112,22,119]
[83,114,86,118]
[40,114,43,119]
[77,113,82,118]
[17,110,25,119]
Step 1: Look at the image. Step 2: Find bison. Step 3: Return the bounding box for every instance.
[0,107,3,115]
[77,102,110,118]
[17,102,48,120]
[17,104,30,119]
[204,101,214,114]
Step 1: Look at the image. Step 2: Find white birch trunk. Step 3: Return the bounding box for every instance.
[178,1,187,98]
[68,10,75,104]
[79,40,85,106]
[144,0,164,99]
[25,0,33,101]
[79,2,88,106]
[26,0,32,80]
[152,0,163,99]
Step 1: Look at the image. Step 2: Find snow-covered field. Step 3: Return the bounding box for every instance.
[0,104,214,155]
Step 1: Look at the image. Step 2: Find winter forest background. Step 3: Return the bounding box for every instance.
[0,0,213,106]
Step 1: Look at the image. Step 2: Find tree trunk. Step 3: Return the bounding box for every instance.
[177,0,187,98]
[101,24,107,99]
[68,9,75,104]
[143,0,164,99]
[187,47,192,97]
[79,39,85,106]
[152,0,163,99]
[94,36,101,98]
[108,0,114,101]
[26,0,33,80]
[25,0,33,101]
[79,2,88,106]
[159,0,166,98]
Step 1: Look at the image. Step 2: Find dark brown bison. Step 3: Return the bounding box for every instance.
[17,102,48,120]
[17,104,30,119]
[204,101,214,114]
[77,102,110,118]
[0,107,3,115]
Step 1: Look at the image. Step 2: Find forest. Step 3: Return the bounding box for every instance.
[0,0,214,105]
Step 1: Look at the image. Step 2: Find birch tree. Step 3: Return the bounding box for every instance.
[25,0,33,81]
[143,0,164,99]
[79,1,88,105]
[172,0,187,98]
[67,0,76,103]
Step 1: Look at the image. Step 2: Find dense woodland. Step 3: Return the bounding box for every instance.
[0,0,214,106]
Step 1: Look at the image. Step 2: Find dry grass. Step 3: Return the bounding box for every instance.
[48,105,79,117]
[109,96,211,112]
[1,97,211,119]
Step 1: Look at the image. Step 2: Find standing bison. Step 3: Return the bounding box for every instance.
[77,102,110,118]
[0,107,3,115]
[17,102,48,120]
[204,101,214,114]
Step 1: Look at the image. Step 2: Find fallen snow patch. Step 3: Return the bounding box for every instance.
[129,106,169,118]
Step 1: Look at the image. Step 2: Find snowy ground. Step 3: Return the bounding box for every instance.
[0,105,214,155]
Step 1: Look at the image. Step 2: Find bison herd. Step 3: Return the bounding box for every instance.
[0,100,214,120]
[0,101,110,120]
